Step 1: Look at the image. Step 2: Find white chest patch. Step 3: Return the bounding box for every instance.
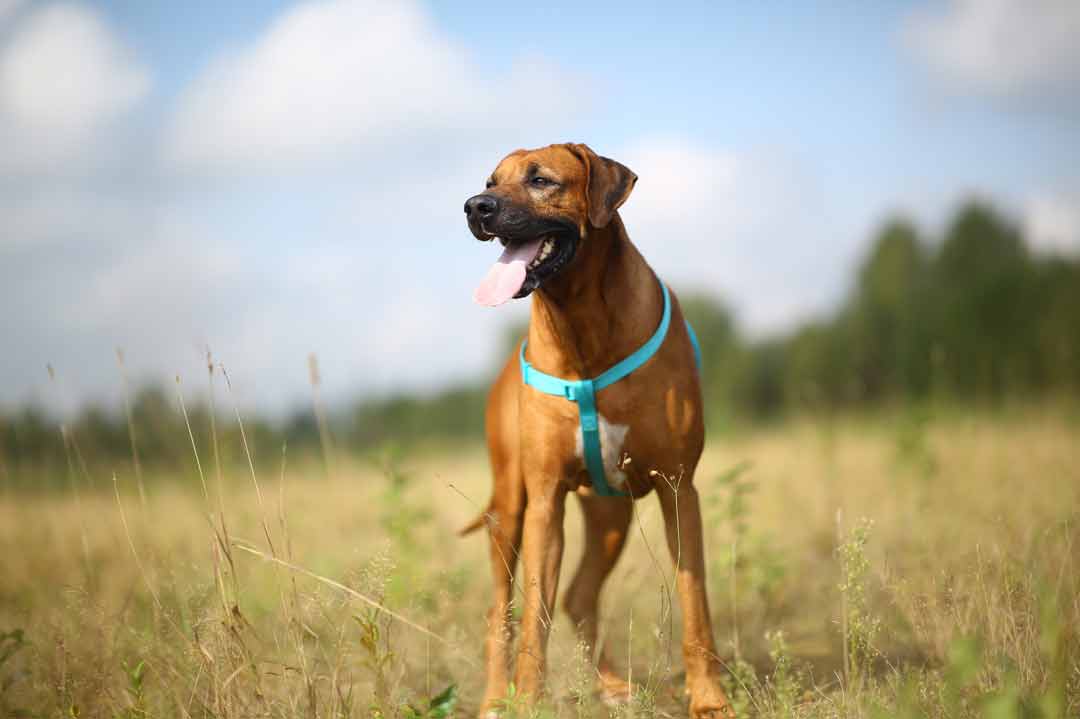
[574,413,631,488]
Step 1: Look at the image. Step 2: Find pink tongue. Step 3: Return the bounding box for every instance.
[474,238,544,307]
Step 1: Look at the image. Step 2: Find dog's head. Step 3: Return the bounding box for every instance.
[465,143,637,306]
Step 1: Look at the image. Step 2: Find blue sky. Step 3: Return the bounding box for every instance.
[2,0,1078,415]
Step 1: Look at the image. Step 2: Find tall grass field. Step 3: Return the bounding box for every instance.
[1,406,1077,718]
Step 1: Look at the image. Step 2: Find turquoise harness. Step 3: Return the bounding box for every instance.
[519,280,702,497]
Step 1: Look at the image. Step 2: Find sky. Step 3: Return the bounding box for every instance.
[2,0,1078,416]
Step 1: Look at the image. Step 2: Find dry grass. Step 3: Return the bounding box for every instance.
[0,406,1078,718]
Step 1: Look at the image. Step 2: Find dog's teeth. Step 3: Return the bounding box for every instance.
[537,237,554,262]
[525,237,556,271]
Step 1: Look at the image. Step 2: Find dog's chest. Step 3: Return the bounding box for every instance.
[572,412,631,489]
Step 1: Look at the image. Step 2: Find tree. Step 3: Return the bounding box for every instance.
[680,293,746,421]
[932,202,1034,398]
[845,218,931,401]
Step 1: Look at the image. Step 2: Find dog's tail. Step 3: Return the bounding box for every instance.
[457,512,487,537]
[458,503,494,537]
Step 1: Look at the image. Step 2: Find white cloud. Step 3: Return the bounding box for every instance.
[72,220,243,335]
[1024,190,1080,254]
[0,2,149,172]
[617,137,854,334]
[903,0,1080,102]
[0,188,149,249]
[165,0,585,171]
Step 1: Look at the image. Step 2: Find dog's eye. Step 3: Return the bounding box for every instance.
[530,176,552,187]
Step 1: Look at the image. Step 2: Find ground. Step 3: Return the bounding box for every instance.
[0,405,1077,717]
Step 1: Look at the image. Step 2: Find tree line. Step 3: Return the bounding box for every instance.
[686,200,1080,421]
[2,200,1078,486]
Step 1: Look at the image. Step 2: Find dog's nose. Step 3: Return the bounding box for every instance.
[464,194,499,219]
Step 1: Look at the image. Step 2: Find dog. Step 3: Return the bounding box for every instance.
[461,143,734,718]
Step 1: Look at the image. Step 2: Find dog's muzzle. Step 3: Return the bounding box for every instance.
[465,194,579,306]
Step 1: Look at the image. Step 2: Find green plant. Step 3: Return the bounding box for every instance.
[403,683,458,719]
[719,655,759,718]
[894,403,938,484]
[372,447,431,552]
[565,639,594,719]
[114,658,147,719]
[709,461,755,545]
[354,551,401,718]
[764,630,802,717]
[493,682,525,718]
[706,461,789,660]
[837,517,881,690]
[876,626,1072,719]
[706,462,754,658]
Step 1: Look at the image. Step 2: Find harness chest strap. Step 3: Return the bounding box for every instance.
[519,280,703,497]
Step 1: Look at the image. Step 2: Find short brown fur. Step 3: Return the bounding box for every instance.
[466,143,734,718]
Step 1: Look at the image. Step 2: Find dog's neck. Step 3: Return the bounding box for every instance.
[526,214,663,380]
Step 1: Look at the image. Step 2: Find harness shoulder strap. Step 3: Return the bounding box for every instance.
[594,283,672,390]
[517,278,701,497]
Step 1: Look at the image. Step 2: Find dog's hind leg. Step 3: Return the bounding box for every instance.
[562,493,634,704]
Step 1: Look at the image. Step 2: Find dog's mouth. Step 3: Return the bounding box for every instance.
[473,229,578,307]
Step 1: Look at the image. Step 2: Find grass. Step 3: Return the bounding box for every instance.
[0,405,1077,718]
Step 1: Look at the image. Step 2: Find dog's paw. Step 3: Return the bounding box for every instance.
[690,703,736,719]
[597,671,632,707]
[688,682,736,719]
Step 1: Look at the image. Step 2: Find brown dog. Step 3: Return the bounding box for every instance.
[462,143,733,718]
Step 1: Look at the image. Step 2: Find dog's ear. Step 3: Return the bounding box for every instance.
[570,143,638,229]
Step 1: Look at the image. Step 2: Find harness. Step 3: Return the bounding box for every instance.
[519,280,703,497]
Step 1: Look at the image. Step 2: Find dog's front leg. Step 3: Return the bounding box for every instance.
[513,478,569,702]
[656,477,735,719]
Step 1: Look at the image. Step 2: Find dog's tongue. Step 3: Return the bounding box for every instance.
[474,238,543,307]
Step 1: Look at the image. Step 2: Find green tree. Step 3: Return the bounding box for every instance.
[1029,257,1080,393]
[784,321,850,409]
[680,293,747,423]
[931,202,1034,398]
[845,218,931,401]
